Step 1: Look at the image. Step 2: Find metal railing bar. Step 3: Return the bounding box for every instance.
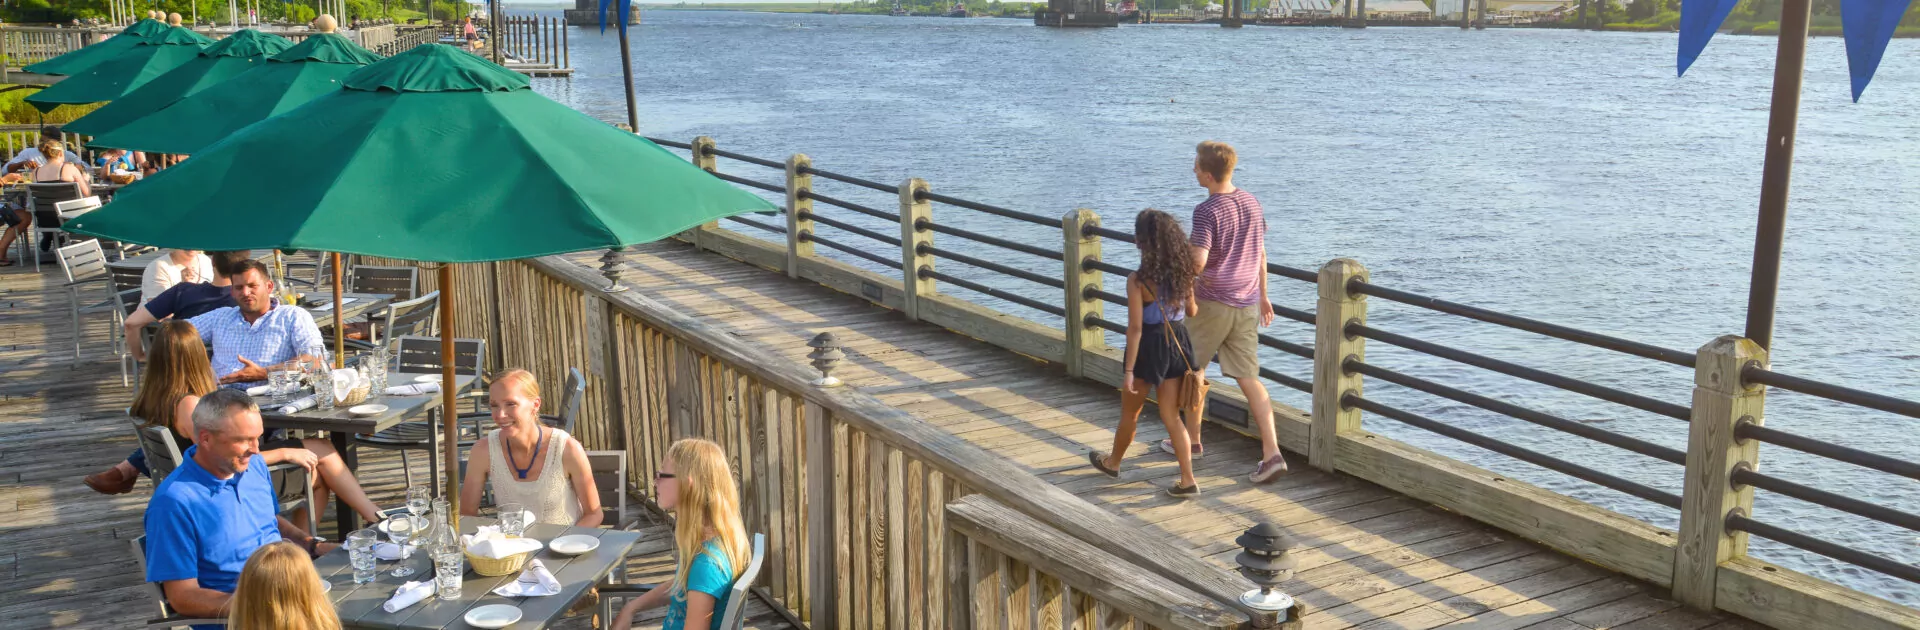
[1087,315,1126,334]
[1348,279,1697,369]
[1269,262,1317,283]
[1272,303,1316,326]
[724,215,784,234]
[800,231,901,270]
[800,190,899,222]
[1343,393,1685,509]
[706,147,786,170]
[710,171,785,195]
[1735,423,1920,483]
[1259,366,1314,394]
[1349,322,1693,422]
[796,166,896,194]
[920,244,1065,290]
[1085,259,1133,276]
[1732,468,1920,533]
[922,269,1067,317]
[1726,515,1920,586]
[1086,287,1127,305]
[1085,225,1136,244]
[1743,366,1920,421]
[801,211,901,248]
[915,190,1057,228]
[1259,335,1315,360]
[918,219,1064,261]
[643,136,693,150]
[1346,359,1687,465]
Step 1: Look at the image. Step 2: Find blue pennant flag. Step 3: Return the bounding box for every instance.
[598,0,631,34]
[1677,0,1741,76]
[1841,0,1915,101]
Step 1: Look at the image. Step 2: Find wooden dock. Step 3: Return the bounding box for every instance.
[0,262,791,630]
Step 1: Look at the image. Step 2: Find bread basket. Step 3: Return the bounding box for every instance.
[338,382,371,407]
[465,537,534,577]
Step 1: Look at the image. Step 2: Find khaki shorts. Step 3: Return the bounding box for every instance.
[1188,299,1261,380]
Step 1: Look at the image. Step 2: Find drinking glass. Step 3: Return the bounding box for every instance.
[432,547,464,601]
[389,514,427,578]
[370,346,390,392]
[346,529,379,584]
[497,503,526,537]
[306,346,335,411]
[406,485,432,517]
[267,370,294,405]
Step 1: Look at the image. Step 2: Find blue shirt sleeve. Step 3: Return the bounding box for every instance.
[187,309,217,342]
[144,493,201,584]
[289,308,324,355]
[684,547,734,600]
[145,283,183,318]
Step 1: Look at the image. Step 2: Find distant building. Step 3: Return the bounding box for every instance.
[564,0,641,26]
[1333,0,1432,18]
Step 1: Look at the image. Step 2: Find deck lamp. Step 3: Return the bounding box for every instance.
[599,247,628,292]
[808,332,844,387]
[1235,522,1298,615]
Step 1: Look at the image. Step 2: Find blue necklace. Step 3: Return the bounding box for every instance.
[507,427,545,480]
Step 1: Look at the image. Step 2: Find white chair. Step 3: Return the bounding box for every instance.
[55,240,125,365]
[598,533,766,630]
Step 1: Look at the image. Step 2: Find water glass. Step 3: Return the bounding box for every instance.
[370,346,390,392]
[406,485,431,517]
[497,503,526,537]
[268,370,295,405]
[432,547,464,600]
[390,515,427,578]
[346,529,379,584]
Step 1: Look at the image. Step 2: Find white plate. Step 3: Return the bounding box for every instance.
[464,604,522,629]
[414,375,439,383]
[548,534,600,556]
[377,517,418,538]
[319,579,332,593]
[348,403,389,417]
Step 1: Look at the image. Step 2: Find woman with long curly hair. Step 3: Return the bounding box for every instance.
[1086,209,1203,497]
[611,438,751,630]
[227,541,341,630]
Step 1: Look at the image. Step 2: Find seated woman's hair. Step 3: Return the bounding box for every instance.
[228,542,341,630]
[129,320,215,430]
[492,368,541,400]
[36,138,62,160]
[668,438,751,593]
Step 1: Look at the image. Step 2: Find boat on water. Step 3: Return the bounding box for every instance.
[945,3,970,16]
[1116,0,1145,22]
[890,3,910,15]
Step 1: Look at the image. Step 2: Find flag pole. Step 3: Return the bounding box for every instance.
[618,8,639,131]
[1742,0,1811,351]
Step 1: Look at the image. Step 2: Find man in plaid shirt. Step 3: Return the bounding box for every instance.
[187,260,325,388]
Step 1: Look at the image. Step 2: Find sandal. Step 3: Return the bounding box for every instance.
[0,259,13,267]
[1166,482,1199,498]
[1087,450,1120,478]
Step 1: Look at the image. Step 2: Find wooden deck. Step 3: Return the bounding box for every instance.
[548,239,1773,630]
[0,261,794,630]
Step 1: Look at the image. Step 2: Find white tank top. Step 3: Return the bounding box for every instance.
[486,427,583,526]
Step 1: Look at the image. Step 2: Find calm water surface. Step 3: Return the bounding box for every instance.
[528,11,1920,601]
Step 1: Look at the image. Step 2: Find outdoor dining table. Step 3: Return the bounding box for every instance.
[314,517,642,630]
[260,370,479,538]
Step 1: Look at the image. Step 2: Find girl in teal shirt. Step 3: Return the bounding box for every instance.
[612,438,751,630]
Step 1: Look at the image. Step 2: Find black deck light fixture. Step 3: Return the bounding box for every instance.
[1235,522,1298,618]
[808,332,844,387]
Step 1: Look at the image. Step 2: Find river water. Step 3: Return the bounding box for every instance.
[527,10,1920,602]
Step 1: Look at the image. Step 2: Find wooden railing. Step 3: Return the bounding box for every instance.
[363,255,1277,628]
[495,13,569,70]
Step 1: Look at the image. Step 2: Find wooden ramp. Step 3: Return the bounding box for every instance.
[0,261,793,630]
[547,240,1771,630]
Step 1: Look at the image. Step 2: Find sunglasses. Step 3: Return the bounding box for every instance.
[654,471,676,480]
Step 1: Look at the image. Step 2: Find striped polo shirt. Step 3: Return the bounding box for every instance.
[1188,189,1268,308]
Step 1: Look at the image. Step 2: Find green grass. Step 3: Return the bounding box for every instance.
[0,85,100,126]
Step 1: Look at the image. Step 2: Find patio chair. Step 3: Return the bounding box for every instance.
[349,265,420,301]
[129,536,227,629]
[56,240,126,365]
[351,336,486,490]
[283,250,342,291]
[598,533,766,630]
[26,184,94,271]
[343,289,439,354]
[129,413,317,534]
[110,286,143,387]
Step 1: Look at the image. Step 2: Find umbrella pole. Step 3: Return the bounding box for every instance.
[440,265,460,531]
[332,252,344,368]
[618,20,639,131]
[1742,0,1810,351]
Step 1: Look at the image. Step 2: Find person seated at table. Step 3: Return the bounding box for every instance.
[125,250,251,361]
[3,125,81,174]
[227,542,343,630]
[95,147,142,184]
[460,369,602,527]
[188,259,326,389]
[141,248,216,304]
[143,389,339,624]
[0,199,26,267]
[27,137,90,252]
[87,322,389,528]
[611,438,750,630]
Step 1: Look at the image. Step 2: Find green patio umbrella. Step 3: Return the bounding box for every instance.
[65,44,778,525]
[23,19,169,77]
[65,30,293,138]
[26,26,212,114]
[85,31,383,155]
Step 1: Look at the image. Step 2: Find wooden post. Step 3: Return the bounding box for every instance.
[689,136,719,251]
[804,401,838,629]
[561,18,569,69]
[785,154,816,280]
[1309,258,1367,473]
[898,178,935,322]
[1060,208,1103,378]
[1672,335,1767,610]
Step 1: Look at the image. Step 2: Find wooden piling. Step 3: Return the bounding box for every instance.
[898,178,935,322]
[1310,258,1367,472]
[1673,336,1768,610]
[785,154,816,280]
[1061,208,1104,379]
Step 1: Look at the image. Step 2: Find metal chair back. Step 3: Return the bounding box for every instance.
[129,412,185,484]
[549,367,585,434]
[586,450,627,529]
[25,182,84,270]
[129,536,230,628]
[395,335,486,376]
[55,239,106,285]
[718,534,768,630]
[350,265,420,301]
[377,290,440,348]
[109,263,145,296]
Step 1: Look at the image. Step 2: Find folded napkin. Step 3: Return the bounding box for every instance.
[374,542,415,561]
[491,559,561,597]
[383,381,440,397]
[382,580,434,613]
[245,384,273,396]
[461,526,544,560]
[279,394,320,415]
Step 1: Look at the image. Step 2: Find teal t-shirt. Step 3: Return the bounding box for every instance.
[663,540,736,630]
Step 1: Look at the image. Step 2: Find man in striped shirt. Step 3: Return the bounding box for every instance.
[1174,140,1287,484]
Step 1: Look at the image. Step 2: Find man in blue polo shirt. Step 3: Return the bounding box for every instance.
[143,389,333,621]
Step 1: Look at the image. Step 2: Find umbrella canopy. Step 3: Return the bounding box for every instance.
[65,43,779,262]
[65,30,293,137]
[23,19,168,76]
[26,27,213,114]
[85,33,383,155]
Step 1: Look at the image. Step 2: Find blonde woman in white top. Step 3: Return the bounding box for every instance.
[460,369,602,527]
[140,249,215,304]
